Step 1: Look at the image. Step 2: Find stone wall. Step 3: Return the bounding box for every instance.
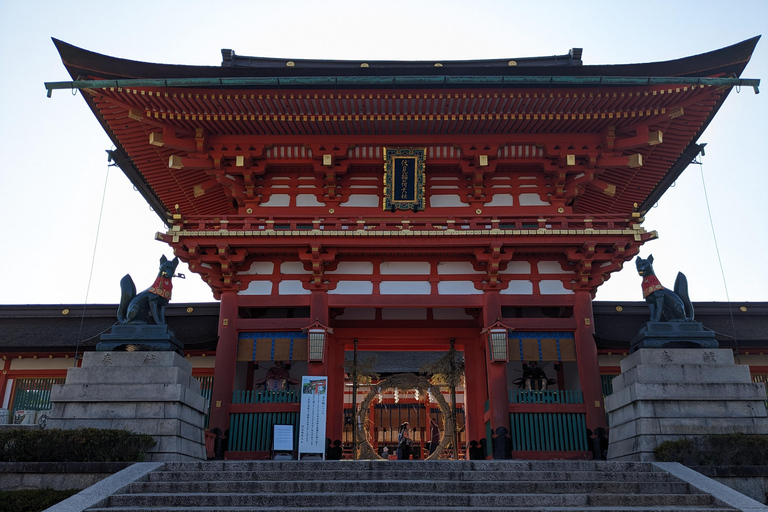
[0,462,132,491]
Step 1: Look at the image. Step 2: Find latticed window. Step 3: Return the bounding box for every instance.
[12,378,65,412]
[752,374,768,407]
[196,375,214,429]
[600,374,619,398]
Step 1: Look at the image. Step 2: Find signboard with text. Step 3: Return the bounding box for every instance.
[273,424,294,452]
[383,147,426,211]
[298,376,328,458]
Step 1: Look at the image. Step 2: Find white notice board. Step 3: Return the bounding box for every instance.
[298,376,328,459]
[273,424,294,452]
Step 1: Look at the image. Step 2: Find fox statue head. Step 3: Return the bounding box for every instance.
[635,254,655,277]
[158,255,180,278]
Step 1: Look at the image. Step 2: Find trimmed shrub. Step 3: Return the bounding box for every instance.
[0,489,79,512]
[655,433,768,466]
[0,428,155,463]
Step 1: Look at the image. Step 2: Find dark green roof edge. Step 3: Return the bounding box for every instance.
[45,75,760,96]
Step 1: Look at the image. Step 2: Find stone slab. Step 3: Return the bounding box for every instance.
[63,366,192,387]
[619,347,734,373]
[81,351,192,372]
[50,384,207,412]
[606,382,767,409]
[612,363,753,390]
[654,462,768,512]
[41,462,163,512]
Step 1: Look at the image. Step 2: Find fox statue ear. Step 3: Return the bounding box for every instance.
[160,255,168,264]
[172,256,179,265]
[647,254,654,264]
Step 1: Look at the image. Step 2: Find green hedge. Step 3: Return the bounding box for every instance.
[0,489,79,512]
[0,428,156,462]
[655,433,768,466]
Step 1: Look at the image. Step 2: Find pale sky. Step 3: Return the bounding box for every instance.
[0,1,766,307]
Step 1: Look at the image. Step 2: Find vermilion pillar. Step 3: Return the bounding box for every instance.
[326,336,345,443]
[308,290,329,377]
[209,290,239,434]
[0,358,10,408]
[462,336,488,452]
[574,291,607,433]
[482,291,510,449]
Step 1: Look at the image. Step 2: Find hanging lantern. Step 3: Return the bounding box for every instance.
[394,387,399,404]
[414,388,420,401]
[303,321,333,362]
[482,320,512,362]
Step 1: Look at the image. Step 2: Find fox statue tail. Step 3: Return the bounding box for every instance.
[674,272,694,321]
[117,274,136,324]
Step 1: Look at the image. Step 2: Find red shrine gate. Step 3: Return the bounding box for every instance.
[50,37,759,459]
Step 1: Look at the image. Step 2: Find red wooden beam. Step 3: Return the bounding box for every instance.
[228,403,301,414]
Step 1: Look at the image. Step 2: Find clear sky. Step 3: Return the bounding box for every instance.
[0,0,765,307]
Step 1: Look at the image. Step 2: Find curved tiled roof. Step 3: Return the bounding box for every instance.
[50,38,760,220]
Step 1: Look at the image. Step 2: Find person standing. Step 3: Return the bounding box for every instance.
[397,422,412,460]
[428,417,440,455]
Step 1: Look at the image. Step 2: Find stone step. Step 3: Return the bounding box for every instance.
[157,460,658,472]
[89,508,736,512]
[104,492,717,509]
[129,479,693,495]
[146,469,676,483]
[83,460,742,512]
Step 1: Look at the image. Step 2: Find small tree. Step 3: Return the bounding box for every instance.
[344,352,378,459]
[422,343,465,458]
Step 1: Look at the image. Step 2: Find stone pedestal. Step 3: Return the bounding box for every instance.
[606,348,768,461]
[48,352,207,462]
[630,321,718,352]
[96,324,183,354]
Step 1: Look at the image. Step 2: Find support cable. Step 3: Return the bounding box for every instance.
[74,150,114,362]
[697,156,740,362]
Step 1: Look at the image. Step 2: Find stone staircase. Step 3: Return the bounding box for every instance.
[86,460,739,512]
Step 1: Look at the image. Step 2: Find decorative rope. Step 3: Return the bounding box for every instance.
[354,373,454,461]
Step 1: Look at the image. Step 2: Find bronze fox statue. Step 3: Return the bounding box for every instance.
[636,254,694,322]
[117,255,180,325]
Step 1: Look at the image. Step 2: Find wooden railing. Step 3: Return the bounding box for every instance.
[508,389,588,453]
[228,390,301,452]
[11,378,65,412]
[510,389,584,404]
[510,411,588,452]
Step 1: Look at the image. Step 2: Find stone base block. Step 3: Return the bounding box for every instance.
[48,352,207,462]
[630,322,718,351]
[606,348,768,462]
[96,325,183,354]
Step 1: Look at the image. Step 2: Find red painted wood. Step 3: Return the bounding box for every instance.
[237,318,310,331]
[224,451,270,460]
[326,337,345,443]
[3,369,69,377]
[482,291,510,448]
[209,291,239,433]
[573,291,607,433]
[307,290,329,377]
[228,403,300,414]
[462,335,488,447]
[504,319,576,331]
[0,358,10,408]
